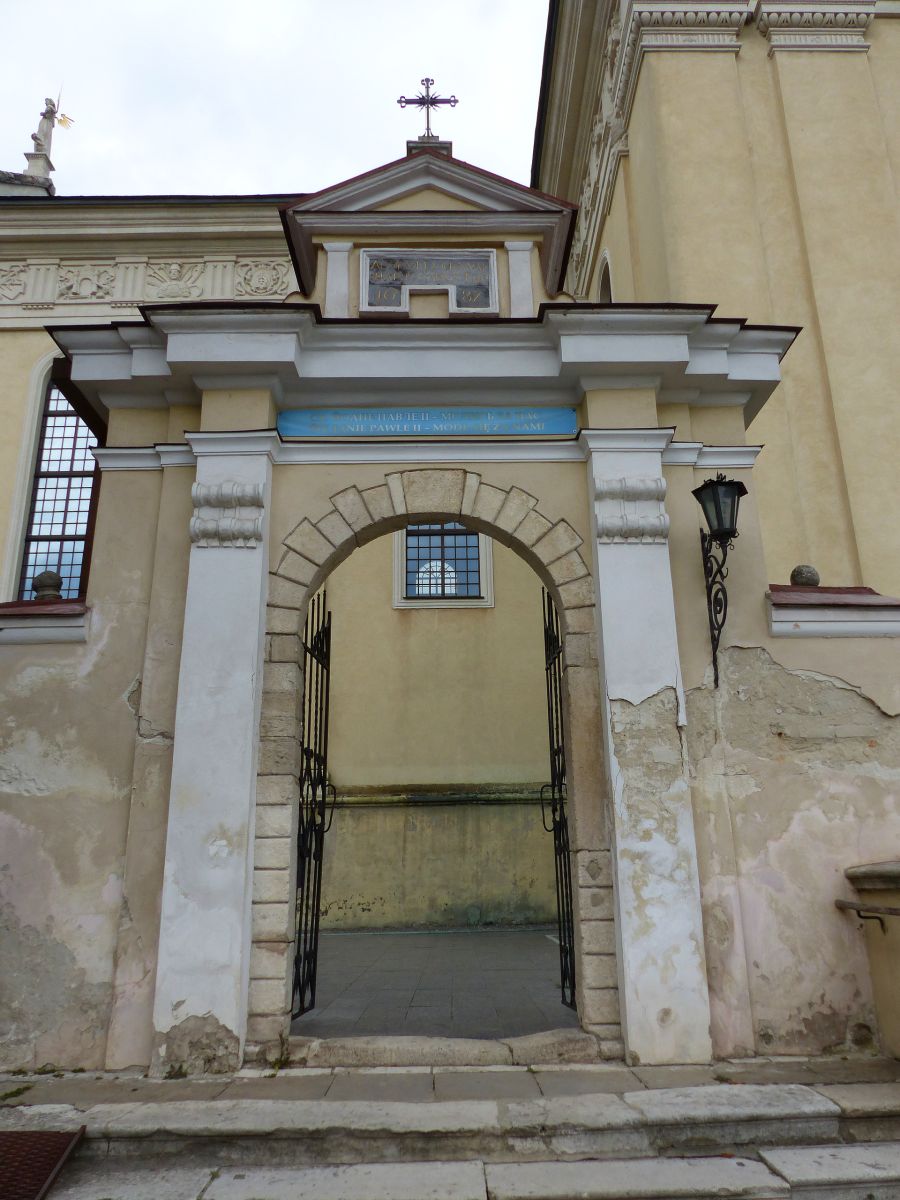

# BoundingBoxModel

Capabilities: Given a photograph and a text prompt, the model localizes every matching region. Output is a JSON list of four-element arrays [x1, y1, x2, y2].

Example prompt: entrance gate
[[541, 589, 577, 1008], [290, 582, 577, 1017], [291, 591, 333, 1017]]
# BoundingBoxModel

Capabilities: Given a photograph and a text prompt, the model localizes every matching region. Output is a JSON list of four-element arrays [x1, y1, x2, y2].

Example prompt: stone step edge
[[1, 1083, 875, 1162], [275, 1029, 624, 1068]]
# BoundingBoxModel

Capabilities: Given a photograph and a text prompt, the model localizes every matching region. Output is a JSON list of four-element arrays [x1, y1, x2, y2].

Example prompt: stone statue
[[31, 97, 58, 156]]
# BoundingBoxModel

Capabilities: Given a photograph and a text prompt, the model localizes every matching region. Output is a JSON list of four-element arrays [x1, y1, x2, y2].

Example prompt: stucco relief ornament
[[58, 265, 116, 299], [148, 262, 204, 299], [235, 260, 290, 297], [0, 265, 27, 301]]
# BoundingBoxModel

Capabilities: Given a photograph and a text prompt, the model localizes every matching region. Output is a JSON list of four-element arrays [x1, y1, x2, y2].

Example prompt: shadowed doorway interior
[[290, 524, 578, 1039]]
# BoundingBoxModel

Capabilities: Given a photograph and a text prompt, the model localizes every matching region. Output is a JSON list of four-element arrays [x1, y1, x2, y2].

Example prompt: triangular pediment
[[290, 149, 575, 216], [280, 149, 576, 300]]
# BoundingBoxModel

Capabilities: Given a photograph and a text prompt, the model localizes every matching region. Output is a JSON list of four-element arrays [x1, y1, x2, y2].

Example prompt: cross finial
[[397, 77, 458, 141]]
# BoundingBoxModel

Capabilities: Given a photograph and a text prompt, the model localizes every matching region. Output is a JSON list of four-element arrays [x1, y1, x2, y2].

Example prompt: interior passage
[[291, 927, 580, 1039]]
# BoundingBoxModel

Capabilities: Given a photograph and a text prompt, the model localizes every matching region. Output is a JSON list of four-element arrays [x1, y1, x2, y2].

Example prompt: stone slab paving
[[762, 1143, 900, 1199], [291, 928, 580, 1039], [485, 1157, 790, 1198]]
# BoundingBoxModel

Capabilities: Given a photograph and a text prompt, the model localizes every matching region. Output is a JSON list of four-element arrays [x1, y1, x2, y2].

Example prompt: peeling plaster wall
[[0, 471, 160, 1070], [688, 646, 900, 1059]]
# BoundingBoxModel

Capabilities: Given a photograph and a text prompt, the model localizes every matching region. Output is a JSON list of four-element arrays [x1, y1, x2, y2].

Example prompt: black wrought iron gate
[[292, 591, 333, 1018], [541, 589, 577, 1009]]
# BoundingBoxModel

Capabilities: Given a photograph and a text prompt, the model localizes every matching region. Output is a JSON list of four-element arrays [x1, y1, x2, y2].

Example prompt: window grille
[[18, 386, 98, 600], [405, 522, 481, 599]]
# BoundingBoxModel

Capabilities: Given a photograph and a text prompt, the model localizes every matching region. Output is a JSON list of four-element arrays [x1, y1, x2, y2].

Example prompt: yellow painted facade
[[1, 11, 900, 1073]]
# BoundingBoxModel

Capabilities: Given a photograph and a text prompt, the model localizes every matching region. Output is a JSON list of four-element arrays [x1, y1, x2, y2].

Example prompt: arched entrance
[[249, 468, 619, 1059]]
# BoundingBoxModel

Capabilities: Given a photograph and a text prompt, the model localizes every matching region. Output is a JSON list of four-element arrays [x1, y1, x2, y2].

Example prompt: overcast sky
[[0, 0, 549, 197]]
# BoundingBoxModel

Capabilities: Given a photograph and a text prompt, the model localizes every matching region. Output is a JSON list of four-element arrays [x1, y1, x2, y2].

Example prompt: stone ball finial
[[32, 570, 63, 600], [790, 564, 820, 587]]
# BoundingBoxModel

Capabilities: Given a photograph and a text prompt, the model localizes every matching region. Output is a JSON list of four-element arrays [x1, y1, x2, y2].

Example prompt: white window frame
[[360, 248, 498, 316], [392, 528, 494, 610]]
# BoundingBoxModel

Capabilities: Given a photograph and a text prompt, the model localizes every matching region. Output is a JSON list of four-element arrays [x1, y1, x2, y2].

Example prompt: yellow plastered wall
[[326, 533, 549, 787], [588, 24, 900, 593]]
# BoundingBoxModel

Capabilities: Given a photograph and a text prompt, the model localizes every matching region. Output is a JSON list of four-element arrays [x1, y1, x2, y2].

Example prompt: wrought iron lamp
[[692, 473, 748, 688]]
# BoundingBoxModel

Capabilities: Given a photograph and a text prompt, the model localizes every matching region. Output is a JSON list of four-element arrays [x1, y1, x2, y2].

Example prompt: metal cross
[[397, 77, 458, 139]]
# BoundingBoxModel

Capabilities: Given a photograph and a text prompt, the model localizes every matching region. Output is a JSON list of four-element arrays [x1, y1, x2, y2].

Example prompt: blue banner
[[277, 406, 578, 439]]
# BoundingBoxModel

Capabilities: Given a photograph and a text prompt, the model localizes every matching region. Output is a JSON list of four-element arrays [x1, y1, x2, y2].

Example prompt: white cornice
[[89, 434, 765, 471], [768, 602, 900, 636], [92, 447, 164, 471], [580, 428, 675, 454], [755, 0, 875, 47], [55, 305, 795, 429], [186, 430, 282, 458], [661, 443, 762, 467]]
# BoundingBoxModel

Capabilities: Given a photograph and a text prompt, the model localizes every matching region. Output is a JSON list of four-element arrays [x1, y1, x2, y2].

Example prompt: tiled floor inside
[[291, 926, 580, 1039]]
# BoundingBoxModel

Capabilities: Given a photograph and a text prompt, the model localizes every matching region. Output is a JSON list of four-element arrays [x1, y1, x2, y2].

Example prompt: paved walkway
[[291, 927, 579, 1039]]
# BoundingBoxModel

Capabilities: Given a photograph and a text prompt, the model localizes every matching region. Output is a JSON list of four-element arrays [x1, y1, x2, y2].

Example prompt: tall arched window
[[18, 384, 100, 600]]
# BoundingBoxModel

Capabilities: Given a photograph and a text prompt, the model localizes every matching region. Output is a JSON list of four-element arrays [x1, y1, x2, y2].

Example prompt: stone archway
[[246, 468, 620, 1062]]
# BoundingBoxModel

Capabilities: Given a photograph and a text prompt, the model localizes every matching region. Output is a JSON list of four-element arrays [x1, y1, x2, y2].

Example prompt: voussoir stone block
[[558, 576, 594, 610], [385, 472, 407, 514], [562, 605, 596, 635], [401, 468, 465, 515], [284, 519, 334, 566], [495, 485, 538, 533], [261, 688, 300, 721], [316, 509, 355, 549], [248, 975, 291, 1017], [532, 520, 583, 565], [472, 482, 507, 525], [515, 509, 553, 548], [266, 606, 300, 635], [256, 776, 299, 806], [253, 868, 292, 905], [361, 484, 395, 523], [253, 837, 291, 871], [549, 549, 590, 587], [331, 486, 373, 533], [564, 633, 595, 668], [251, 901, 292, 942], [460, 471, 481, 515], [276, 549, 317, 587], [267, 573, 309, 609]]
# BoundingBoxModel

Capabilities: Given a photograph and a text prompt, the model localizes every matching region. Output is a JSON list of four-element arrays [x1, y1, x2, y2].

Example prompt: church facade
[[1, 1, 899, 1076]]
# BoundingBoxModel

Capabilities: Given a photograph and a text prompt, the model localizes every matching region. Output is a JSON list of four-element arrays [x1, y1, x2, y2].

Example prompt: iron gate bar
[[541, 588, 577, 1009], [292, 589, 333, 1018]]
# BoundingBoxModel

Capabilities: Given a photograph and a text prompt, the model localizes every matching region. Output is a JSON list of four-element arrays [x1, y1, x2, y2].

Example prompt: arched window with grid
[[18, 385, 99, 600]]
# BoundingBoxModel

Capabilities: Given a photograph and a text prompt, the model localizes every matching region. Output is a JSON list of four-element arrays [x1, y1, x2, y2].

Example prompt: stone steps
[[47, 1144, 900, 1199], [2, 1083, 891, 1167]]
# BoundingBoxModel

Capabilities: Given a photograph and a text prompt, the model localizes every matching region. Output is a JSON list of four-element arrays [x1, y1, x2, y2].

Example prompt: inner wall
[[321, 531, 555, 931]]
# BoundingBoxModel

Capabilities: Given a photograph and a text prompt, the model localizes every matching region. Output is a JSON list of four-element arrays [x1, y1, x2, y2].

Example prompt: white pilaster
[[151, 430, 279, 1073], [580, 428, 713, 1065], [323, 241, 353, 318], [505, 241, 535, 317]]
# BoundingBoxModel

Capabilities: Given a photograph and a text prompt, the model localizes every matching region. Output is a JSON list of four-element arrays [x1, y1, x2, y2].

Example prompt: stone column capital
[[755, 0, 875, 49]]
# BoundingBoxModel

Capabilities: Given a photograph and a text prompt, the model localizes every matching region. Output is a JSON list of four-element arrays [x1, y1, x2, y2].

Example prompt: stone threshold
[[286, 1028, 613, 1067]]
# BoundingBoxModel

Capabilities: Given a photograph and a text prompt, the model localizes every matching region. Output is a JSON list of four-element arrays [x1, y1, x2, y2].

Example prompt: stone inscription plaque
[[365, 251, 493, 310], [277, 406, 578, 439]]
